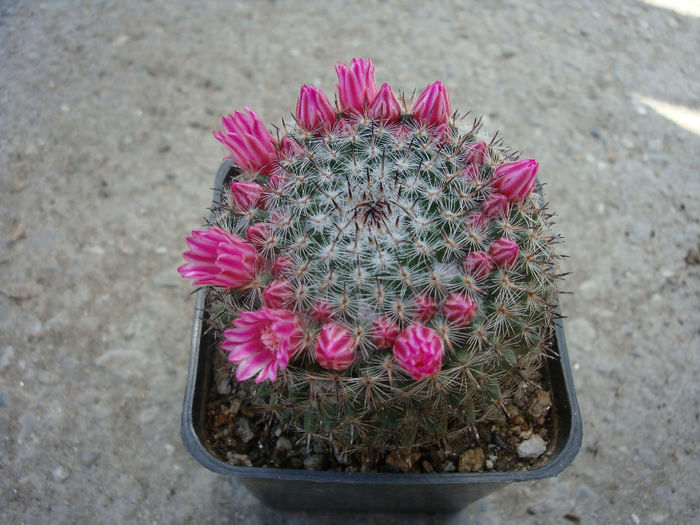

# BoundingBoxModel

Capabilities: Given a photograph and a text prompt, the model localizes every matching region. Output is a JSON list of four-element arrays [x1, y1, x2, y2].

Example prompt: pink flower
[[481, 193, 510, 219], [271, 254, 295, 278], [335, 57, 378, 114], [393, 324, 443, 380], [279, 136, 302, 160], [178, 227, 262, 288], [463, 251, 494, 280], [413, 294, 438, 322], [245, 222, 273, 247], [492, 159, 538, 202], [332, 118, 354, 136], [222, 308, 303, 383], [465, 212, 489, 232], [465, 141, 489, 165], [315, 322, 355, 371], [412, 81, 451, 127], [311, 300, 334, 323], [371, 317, 400, 349], [296, 85, 336, 132], [213, 108, 277, 175], [230, 181, 265, 212], [368, 83, 402, 124], [442, 293, 478, 327], [460, 163, 480, 182], [262, 279, 295, 309], [432, 122, 452, 143], [489, 238, 520, 269]]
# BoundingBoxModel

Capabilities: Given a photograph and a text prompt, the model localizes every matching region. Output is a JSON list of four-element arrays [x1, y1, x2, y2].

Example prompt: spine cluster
[[179, 58, 562, 450]]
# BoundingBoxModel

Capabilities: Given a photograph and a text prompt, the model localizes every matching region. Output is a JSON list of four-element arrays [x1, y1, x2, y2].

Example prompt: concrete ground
[[1, 1, 698, 523]]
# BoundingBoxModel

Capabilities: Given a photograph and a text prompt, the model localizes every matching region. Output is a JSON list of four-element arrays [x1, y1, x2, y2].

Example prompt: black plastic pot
[[181, 162, 582, 513]]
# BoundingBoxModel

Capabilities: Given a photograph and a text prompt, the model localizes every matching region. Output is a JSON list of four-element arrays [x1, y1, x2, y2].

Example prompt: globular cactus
[[179, 58, 562, 452]]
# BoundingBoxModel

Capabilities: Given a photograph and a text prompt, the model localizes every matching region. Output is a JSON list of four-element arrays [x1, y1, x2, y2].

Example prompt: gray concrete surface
[[1, 0, 698, 523]]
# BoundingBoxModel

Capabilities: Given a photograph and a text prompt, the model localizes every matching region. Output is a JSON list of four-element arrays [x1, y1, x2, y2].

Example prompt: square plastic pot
[[180, 162, 583, 513]]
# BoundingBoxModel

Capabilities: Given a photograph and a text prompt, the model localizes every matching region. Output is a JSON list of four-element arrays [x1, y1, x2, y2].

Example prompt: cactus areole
[[179, 58, 563, 452]]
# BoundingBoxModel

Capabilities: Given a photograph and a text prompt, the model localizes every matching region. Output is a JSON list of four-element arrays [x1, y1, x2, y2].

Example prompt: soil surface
[[1, 1, 699, 524]]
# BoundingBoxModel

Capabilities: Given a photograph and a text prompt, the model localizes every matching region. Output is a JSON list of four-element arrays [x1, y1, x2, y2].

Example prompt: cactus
[[179, 58, 563, 452]]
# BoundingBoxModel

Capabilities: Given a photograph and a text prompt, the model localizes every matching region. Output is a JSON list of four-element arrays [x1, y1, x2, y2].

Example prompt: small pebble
[[458, 448, 485, 472], [52, 465, 70, 482], [275, 437, 292, 452], [517, 435, 547, 458], [227, 453, 252, 467], [234, 417, 254, 443], [304, 454, 326, 470]]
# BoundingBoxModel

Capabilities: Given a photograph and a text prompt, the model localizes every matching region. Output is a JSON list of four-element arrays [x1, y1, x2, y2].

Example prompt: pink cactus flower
[[463, 251, 494, 280], [412, 81, 451, 127], [332, 118, 355, 136], [413, 294, 438, 322], [368, 83, 402, 124], [481, 193, 510, 219], [489, 237, 520, 269], [393, 324, 444, 380], [230, 180, 265, 212], [279, 136, 302, 161], [271, 254, 295, 278], [371, 316, 400, 349], [178, 227, 262, 289], [311, 300, 334, 323], [492, 159, 538, 202], [213, 108, 278, 175], [315, 322, 355, 371], [460, 163, 480, 182], [443, 293, 478, 327], [262, 279, 295, 309], [465, 141, 489, 165], [432, 122, 452, 143], [245, 221, 273, 247], [335, 57, 378, 114], [465, 212, 489, 232], [296, 85, 337, 132], [268, 171, 289, 192], [222, 308, 303, 383]]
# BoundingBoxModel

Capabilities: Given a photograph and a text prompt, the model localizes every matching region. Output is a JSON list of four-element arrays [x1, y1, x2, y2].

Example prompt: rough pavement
[[1, 1, 698, 523]]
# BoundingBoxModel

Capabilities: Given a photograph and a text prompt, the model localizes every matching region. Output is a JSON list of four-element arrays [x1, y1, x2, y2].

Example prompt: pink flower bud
[[465, 212, 489, 232], [393, 324, 443, 380], [178, 227, 262, 289], [412, 81, 451, 127], [371, 317, 400, 349], [213, 108, 277, 175], [368, 83, 402, 124], [442, 293, 478, 327], [464, 251, 494, 280], [335, 58, 378, 114], [481, 193, 510, 219], [245, 222, 273, 247], [492, 159, 538, 202], [262, 279, 295, 309], [311, 300, 334, 323], [489, 238, 520, 269], [332, 118, 354, 136], [465, 141, 489, 165], [413, 294, 438, 322], [222, 308, 303, 383], [315, 322, 355, 371], [278, 136, 302, 160], [271, 255, 295, 279], [296, 85, 337, 132], [432, 122, 452, 143], [230, 181, 265, 212], [460, 163, 479, 182]]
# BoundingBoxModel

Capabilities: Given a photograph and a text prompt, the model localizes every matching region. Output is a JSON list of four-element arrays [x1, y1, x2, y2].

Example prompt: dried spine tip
[[181, 57, 561, 452]]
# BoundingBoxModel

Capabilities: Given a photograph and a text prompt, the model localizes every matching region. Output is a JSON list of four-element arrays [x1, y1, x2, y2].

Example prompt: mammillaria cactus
[[179, 58, 562, 453]]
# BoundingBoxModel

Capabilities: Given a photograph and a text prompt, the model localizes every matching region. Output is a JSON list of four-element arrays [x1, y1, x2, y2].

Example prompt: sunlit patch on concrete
[[639, 0, 700, 17], [635, 95, 700, 136]]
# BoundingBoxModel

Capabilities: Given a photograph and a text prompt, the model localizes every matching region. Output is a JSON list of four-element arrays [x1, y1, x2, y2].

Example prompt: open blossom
[[296, 85, 336, 131], [489, 237, 520, 269], [371, 317, 400, 349], [412, 81, 451, 127], [393, 324, 444, 380], [368, 83, 402, 124], [178, 227, 261, 288], [213, 108, 277, 175], [315, 322, 355, 371], [335, 57, 378, 114], [443, 293, 478, 327], [492, 159, 538, 202], [222, 308, 303, 383], [464, 251, 494, 280], [230, 181, 265, 212], [413, 294, 438, 322], [481, 193, 510, 219], [262, 279, 295, 309]]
